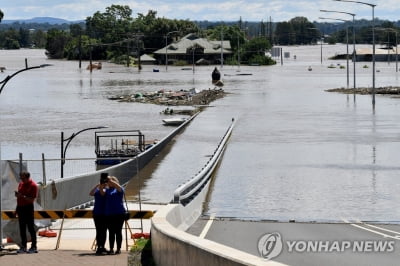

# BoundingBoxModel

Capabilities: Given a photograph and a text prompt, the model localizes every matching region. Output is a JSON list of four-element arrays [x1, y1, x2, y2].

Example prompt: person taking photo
[[15, 171, 38, 253]]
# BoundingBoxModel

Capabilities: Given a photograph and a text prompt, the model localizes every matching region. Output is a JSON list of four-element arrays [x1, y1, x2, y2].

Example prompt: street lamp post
[[334, 0, 376, 109], [321, 9, 356, 100], [237, 35, 241, 70], [61, 126, 107, 178], [376, 27, 398, 72], [0, 60, 51, 250], [165, 31, 179, 71], [395, 31, 398, 72], [396, 31, 399, 72], [385, 30, 398, 72], [191, 46, 195, 73], [0, 62, 52, 95], [319, 17, 350, 89], [308, 27, 323, 64], [321, 33, 323, 64]]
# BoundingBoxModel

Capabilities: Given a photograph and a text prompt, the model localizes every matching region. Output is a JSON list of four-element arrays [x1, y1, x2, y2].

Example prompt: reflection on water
[[2, 46, 400, 223]]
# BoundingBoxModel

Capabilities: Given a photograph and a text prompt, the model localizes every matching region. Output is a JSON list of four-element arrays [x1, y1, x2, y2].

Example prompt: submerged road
[[187, 218, 400, 266]]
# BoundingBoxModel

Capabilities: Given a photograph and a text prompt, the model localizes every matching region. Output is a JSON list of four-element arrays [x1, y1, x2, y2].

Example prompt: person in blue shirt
[[89, 173, 108, 255], [104, 176, 126, 254]]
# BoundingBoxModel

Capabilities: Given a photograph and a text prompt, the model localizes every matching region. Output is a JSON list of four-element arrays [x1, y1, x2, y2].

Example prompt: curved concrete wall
[[151, 202, 285, 266]]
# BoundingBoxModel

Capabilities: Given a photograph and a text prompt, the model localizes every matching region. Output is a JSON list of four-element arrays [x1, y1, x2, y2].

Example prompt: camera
[[100, 173, 108, 184]]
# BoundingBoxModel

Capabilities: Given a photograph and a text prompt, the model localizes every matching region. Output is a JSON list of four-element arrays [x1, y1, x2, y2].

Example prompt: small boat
[[162, 117, 187, 126], [87, 62, 102, 70]]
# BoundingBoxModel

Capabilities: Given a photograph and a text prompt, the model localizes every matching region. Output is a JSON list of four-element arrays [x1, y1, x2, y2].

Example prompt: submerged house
[[153, 33, 232, 65], [355, 47, 399, 62], [138, 54, 156, 65]]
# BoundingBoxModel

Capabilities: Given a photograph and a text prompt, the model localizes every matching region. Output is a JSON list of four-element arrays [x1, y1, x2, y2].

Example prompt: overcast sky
[[1, 0, 398, 22]]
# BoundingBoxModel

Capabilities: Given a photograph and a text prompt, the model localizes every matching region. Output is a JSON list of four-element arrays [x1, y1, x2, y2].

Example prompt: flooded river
[[1, 45, 400, 223]]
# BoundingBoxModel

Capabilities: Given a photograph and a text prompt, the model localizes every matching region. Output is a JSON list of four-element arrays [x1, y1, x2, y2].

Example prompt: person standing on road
[[89, 173, 108, 255], [15, 171, 38, 253], [105, 176, 125, 255]]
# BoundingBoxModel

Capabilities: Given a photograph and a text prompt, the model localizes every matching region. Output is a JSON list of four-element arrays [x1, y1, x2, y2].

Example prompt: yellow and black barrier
[[1, 209, 154, 220]]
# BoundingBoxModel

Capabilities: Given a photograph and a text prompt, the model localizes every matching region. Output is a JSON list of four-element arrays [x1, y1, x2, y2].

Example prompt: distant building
[[355, 47, 399, 62], [153, 33, 232, 65], [138, 54, 156, 65]]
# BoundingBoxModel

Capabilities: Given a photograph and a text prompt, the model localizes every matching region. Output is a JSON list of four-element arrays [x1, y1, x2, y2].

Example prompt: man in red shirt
[[15, 171, 38, 253]]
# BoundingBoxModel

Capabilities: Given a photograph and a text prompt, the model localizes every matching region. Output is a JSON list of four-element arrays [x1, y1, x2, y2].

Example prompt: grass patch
[[129, 238, 156, 266]]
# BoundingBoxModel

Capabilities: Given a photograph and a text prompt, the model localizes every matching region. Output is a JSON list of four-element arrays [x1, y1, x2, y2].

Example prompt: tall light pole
[[321, 9, 356, 100], [393, 30, 398, 72], [319, 17, 350, 89], [308, 27, 323, 64], [165, 31, 179, 71], [334, 0, 376, 109], [220, 28, 224, 69], [61, 126, 107, 178], [376, 27, 398, 72], [321, 32, 323, 64]]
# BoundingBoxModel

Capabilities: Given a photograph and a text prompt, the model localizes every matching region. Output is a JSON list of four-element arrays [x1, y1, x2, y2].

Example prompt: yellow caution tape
[[1, 210, 154, 220]]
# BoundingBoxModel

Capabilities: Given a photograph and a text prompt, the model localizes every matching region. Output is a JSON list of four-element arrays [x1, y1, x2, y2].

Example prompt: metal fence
[[9, 153, 125, 185]]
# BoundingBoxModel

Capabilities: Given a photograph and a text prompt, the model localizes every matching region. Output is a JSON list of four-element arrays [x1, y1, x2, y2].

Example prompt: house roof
[[154, 33, 232, 55], [356, 47, 398, 55], [140, 54, 156, 61]]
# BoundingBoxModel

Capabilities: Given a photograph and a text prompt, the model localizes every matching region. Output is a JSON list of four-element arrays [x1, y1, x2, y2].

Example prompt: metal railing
[[6, 155, 148, 186]]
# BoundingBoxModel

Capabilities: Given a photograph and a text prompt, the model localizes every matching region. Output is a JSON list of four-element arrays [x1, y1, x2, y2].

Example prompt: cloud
[[1, 0, 398, 22]]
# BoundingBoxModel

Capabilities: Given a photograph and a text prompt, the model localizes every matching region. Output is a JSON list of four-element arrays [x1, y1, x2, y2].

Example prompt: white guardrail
[[173, 118, 235, 205]]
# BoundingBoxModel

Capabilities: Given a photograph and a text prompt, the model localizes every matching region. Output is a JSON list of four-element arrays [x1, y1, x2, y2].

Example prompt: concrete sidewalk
[[0, 220, 134, 266], [0, 203, 158, 266], [0, 249, 128, 266]]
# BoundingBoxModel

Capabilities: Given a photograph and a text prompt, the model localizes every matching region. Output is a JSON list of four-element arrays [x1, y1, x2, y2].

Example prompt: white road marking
[[341, 218, 400, 240], [360, 223, 400, 236], [199, 214, 215, 239]]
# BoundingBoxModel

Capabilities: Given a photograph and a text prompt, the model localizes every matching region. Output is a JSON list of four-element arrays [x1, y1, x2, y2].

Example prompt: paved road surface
[[188, 218, 400, 266]]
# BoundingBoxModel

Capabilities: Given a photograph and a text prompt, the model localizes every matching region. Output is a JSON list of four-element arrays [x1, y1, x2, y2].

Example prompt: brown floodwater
[[2, 45, 400, 222]]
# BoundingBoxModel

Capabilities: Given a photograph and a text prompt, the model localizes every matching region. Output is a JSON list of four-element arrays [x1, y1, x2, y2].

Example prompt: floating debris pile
[[326, 86, 400, 95], [109, 88, 226, 106]]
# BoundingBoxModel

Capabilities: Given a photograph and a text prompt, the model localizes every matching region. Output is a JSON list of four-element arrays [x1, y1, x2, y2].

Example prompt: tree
[[31, 29, 47, 48], [19, 28, 30, 47], [0, 9, 3, 23], [85, 5, 133, 59], [45, 29, 70, 58], [134, 10, 198, 54], [0, 29, 20, 49], [206, 25, 246, 52], [289, 17, 316, 44], [275, 17, 319, 45], [275, 22, 295, 45], [241, 37, 274, 65]]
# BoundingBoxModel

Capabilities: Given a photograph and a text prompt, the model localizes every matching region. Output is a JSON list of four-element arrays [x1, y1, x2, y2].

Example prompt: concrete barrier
[[151, 204, 285, 266], [38, 112, 199, 210]]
